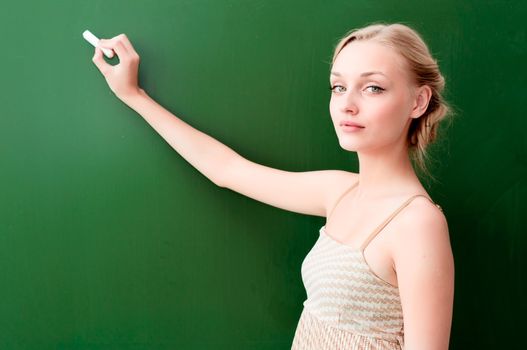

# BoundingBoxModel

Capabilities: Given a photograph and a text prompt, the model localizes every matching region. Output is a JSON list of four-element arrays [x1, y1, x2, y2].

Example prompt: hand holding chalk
[[83, 30, 114, 58], [89, 32, 142, 101]]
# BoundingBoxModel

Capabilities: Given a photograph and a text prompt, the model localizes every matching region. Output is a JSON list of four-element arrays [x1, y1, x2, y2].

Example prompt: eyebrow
[[331, 71, 388, 78]]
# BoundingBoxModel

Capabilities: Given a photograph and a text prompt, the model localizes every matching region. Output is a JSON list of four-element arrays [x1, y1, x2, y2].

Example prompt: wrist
[[120, 88, 148, 108]]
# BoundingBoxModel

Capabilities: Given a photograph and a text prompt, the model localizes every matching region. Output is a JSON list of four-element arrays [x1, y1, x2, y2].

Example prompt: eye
[[365, 85, 385, 94], [329, 84, 346, 93]]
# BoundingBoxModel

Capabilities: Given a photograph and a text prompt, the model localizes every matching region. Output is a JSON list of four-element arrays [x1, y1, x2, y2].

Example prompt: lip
[[341, 125, 364, 132], [340, 120, 364, 128], [340, 120, 365, 132]]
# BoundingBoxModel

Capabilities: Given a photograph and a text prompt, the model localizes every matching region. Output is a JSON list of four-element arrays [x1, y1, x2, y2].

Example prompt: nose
[[342, 91, 359, 115]]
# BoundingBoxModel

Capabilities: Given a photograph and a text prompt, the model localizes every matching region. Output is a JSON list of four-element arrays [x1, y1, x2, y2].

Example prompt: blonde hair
[[331, 22, 456, 183]]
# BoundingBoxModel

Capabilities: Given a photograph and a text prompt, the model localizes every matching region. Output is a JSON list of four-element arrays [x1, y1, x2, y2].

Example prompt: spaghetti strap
[[326, 180, 359, 221], [359, 194, 440, 251]]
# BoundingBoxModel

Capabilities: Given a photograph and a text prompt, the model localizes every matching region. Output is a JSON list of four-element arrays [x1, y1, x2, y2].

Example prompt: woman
[[92, 22, 454, 350]]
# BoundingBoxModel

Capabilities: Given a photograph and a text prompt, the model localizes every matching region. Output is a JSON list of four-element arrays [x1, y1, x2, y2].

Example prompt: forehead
[[331, 40, 407, 80]]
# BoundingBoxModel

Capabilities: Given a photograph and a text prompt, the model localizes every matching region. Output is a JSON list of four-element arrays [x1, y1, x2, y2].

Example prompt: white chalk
[[82, 30, 114, 58]]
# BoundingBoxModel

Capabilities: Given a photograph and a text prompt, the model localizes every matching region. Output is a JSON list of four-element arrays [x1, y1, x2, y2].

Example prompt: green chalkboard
[[1, 1, 525, 349]]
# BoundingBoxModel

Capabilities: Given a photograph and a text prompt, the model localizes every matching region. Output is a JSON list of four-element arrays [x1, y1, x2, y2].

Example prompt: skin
[[92, 35, 454, 350], [327, 40, 454, 349], [330, 40, 431, 200]]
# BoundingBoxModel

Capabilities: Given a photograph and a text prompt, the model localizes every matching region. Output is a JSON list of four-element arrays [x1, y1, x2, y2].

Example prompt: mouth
[[340, 120, 365, 132], [341, 124, 364, 132], [340, 121, 364, 128]]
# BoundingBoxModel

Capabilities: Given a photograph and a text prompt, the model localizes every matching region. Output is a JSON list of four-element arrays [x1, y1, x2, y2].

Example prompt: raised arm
[[121, 88, 236, 187], [91, 34, 358, 217]]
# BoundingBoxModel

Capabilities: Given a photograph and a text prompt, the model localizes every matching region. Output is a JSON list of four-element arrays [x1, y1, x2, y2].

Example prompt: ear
[[410, 85, 432, 119]]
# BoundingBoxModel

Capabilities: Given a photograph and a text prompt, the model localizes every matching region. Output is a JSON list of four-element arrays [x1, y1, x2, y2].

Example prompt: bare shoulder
[[391, 195, 453, 280], [328, 170, 359, 188], [394, 196, 450, 249], [404, 196, 448, 231], [320, 170, 358, 195], [324, 170, 359, 213]]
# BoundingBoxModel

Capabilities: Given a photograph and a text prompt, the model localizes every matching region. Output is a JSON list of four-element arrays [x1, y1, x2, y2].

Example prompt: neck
[[355, 140, 421, 200]]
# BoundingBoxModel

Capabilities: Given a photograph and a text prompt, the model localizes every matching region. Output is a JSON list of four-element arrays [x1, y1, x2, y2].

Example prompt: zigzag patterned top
[[291, 181, 443, 349]]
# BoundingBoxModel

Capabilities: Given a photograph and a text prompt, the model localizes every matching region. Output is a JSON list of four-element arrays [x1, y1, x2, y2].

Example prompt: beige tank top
[[291, 180, 443, 349]]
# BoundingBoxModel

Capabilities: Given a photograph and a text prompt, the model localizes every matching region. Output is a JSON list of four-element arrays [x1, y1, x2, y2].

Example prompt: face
[[329, 40, 423, 153]]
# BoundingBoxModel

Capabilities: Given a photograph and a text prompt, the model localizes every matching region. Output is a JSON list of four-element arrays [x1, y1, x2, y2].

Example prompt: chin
[[338, 139, 360, 152]]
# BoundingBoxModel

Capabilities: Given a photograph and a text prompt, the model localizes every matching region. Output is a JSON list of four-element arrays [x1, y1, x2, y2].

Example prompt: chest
[[323, 196, 409, 287]]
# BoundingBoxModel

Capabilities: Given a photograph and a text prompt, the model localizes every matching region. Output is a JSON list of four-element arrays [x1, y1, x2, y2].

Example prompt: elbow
[[212, 176, 226, 188], [212, 153, 238, 189], [211, 166, 228, 188]]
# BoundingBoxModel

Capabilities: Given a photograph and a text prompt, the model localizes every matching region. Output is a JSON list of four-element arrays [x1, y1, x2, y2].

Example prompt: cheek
[[329, 97, 336, 113], [329, 100, 339, 122], [369, 97, 408, 126]]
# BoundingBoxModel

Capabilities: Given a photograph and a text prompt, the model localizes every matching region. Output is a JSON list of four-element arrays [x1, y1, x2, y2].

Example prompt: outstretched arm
[[121, 88, 237, 187], [92, 34, 234, 187], [91, 34, 358, 217]]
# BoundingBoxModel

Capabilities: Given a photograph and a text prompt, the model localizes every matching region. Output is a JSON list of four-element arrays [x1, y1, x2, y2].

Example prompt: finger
[[99, 37, 130, 57], [92, 47, 111, 75], [115, 33, 138, 56], [101, 34, 139, 59], [114, 41, 129, 60]]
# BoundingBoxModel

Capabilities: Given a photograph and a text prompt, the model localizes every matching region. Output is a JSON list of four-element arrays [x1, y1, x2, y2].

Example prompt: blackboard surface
[[1, 1, 525, 349]]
